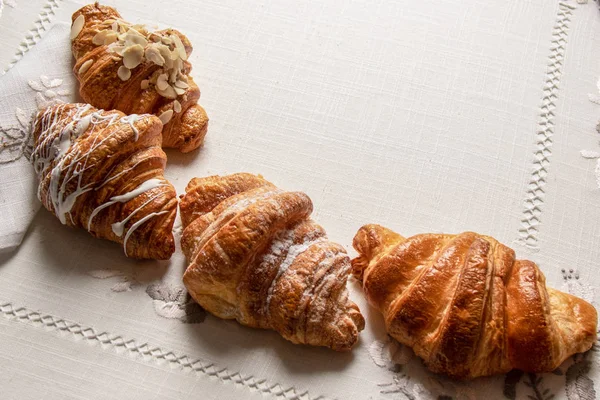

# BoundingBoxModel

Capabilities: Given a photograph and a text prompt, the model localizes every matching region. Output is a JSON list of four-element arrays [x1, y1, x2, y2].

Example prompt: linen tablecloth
[[1, 1, 600, 399]]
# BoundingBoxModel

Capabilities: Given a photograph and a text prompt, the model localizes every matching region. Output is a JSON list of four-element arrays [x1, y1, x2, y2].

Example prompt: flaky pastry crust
[[71, 3, 208, 152], [352, 224, 598, 379], [180, 173, 365, 350], [32, 103, 177, 259]]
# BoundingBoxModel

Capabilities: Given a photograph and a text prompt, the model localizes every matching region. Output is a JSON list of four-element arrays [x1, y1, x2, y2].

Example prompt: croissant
[[70, 3, 208, 153], [352, 224, 597, 379], [31, 103, 178, 260], [180, 173, 365, 350]]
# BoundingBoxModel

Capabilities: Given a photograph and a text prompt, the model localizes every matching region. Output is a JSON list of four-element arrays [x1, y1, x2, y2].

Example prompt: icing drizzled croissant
[[352, 224, 598, 379], [70, 3, 208, 152], [180, 173, 365, 351], [31, 103, 177, 259]]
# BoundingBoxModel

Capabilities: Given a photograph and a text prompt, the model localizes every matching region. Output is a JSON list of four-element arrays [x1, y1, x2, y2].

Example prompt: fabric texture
[[1, 0, 600, 399], [0, 22, 76, 252]]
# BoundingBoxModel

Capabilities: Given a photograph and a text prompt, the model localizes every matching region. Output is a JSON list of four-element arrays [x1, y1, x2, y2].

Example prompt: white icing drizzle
[[111, 191, 166, 236], [122, 210, 168, 256], [264, 234, 327, 314], [32, 104, 144, 224], [87, 178, 167, 230], [96, 158, 146, 189]]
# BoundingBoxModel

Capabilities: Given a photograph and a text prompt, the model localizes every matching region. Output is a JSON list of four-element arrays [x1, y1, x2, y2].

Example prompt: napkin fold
[[0, 23, 77, 252]]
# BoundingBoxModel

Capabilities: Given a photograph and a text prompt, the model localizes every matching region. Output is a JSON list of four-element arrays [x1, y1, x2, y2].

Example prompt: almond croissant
[[352, 224, 597, 379], [70, 3, 208, 153], [31, 103, 177, 260], [180, 173, 365, 350]]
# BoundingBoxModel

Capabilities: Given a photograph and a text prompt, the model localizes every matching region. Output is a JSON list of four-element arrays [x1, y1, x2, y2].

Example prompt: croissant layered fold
[[352, 224, 598, 379], [180, 173, 365, 350], [71, 3, 208, 152], [32, 103, 177, 259]]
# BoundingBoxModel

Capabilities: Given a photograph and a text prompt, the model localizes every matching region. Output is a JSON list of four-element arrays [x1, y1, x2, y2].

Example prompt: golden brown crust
[[31, 103, 177, 260], [71, 3, 208, 153], [352, 224, 598, 378], [180, 173, 365, 351]]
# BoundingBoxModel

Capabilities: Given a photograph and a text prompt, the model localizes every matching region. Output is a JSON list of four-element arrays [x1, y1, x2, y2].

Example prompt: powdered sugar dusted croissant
[[352, 225, 597, 379], [32, 103, 177, 259], [70, 3, 208, 152], [180, 173, 365, 350]]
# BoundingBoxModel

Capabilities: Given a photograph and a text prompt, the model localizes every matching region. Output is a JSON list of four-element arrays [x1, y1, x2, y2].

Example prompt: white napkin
[[0, 23, 77, 252]]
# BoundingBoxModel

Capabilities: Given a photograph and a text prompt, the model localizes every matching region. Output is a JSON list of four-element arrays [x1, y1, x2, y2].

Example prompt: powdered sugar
[[264, 234, 327, 314]]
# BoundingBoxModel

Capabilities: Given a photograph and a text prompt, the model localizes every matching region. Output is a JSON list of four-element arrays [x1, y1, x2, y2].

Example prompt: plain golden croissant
[[352, 224, 597, 379], [70, 3, 208, 153], [180, 173, 365, 350], [31, 103, 178, 260]]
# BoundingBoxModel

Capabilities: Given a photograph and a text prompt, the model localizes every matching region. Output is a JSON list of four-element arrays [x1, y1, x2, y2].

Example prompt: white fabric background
[[1, 0, 599, 399]]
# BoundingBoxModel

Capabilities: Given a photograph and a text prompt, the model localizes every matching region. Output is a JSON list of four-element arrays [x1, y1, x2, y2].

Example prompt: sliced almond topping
[[104, 32, 119, 45], [156, 73, 169, 90], [169, 48, 180, 61], [171, 34, 188, 60], [92, 30, 110, 46], [158, 109, 174, 124], [157, 84, 177, 99], [70, 15, 85, 40], [108, 44, 126, 56], [117, 66, 131, 81], [123, 44, 144, 69], [91, 18, 194, 101], [174, 80, 189, 89], [174, 86, 186, 96], [78, 59, 94, 75], [173, 100, 182, 113], [145, 45, 165, 66], [124, 29, 149, 47]]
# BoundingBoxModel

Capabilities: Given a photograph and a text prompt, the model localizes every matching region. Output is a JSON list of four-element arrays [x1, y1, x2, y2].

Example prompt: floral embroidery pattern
[[87, 267, 205, 323], [146, 283, 206, 324], [561, 268, 595, 305], [28, 75, 70, 108], [0, 110, 31, 164], [87, 268, 141, 292], [503, 371, 560, 400], [0, 75, 70, 165], [565, 353, 597, 400], [87, 262, 166, 293], [368, 336, 478, 400], [369, 330, 597, 400]]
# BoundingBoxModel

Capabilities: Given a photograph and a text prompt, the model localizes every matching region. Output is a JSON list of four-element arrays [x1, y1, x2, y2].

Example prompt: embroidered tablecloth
[[1, 1, 600, 399]]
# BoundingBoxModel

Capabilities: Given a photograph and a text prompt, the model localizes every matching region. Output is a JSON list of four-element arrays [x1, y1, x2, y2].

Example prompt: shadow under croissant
[[32, 209, 170, 279], [163, 146, 205, 167], [181, 316, 357, 373], [361, 297, 597, 398]]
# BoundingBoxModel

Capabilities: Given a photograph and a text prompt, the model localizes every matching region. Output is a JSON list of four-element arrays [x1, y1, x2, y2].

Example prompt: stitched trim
[[0, 301, 330, 400], [2, 0, 63, 75], [516, 1, 576, 249]]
